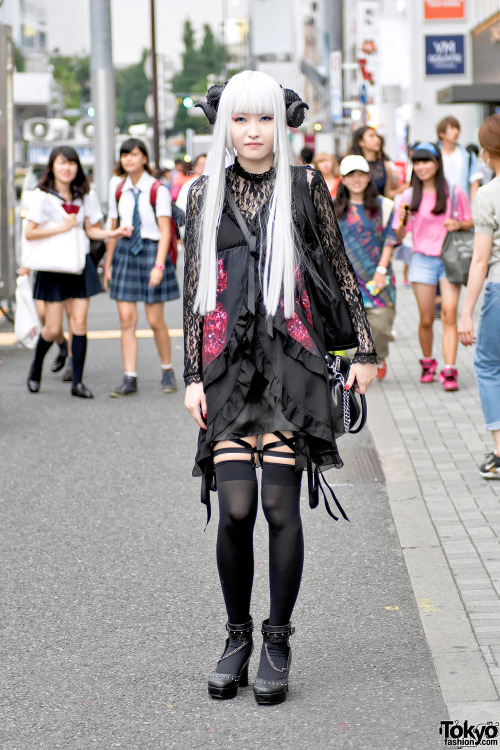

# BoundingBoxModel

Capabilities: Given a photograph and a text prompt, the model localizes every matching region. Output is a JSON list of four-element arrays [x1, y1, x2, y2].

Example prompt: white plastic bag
[[15, 274, 41, 349]]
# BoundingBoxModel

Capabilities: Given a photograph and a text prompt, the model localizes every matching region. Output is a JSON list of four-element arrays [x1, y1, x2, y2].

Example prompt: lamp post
[[150, 0, 160, 169]]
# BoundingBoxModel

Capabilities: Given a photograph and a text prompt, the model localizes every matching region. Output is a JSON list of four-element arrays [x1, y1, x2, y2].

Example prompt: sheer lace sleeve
[[309, 169, 377, 364], [183, 177, 206, 385]]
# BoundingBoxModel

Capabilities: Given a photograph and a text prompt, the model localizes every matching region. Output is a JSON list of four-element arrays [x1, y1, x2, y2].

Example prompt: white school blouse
[[27, 189, 103, 254], [107, 171, 172, 241]]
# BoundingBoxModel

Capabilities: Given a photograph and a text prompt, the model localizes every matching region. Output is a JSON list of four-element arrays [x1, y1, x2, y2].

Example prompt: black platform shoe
[[207, 619, 254, 700], [253, 619, 295, 706]]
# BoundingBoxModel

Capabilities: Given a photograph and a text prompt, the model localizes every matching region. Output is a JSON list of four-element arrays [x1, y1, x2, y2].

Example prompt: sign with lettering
[[425, 35, 465, 75], [424, 0, 465, 20]]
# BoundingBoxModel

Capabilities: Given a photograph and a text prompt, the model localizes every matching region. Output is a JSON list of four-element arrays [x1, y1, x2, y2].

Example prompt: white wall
[[406, 0, 489, 146]]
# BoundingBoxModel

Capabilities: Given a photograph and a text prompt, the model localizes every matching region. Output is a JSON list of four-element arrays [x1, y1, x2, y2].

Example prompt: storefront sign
[[424, 0, 465, 20], [425, 35, 465, 75]]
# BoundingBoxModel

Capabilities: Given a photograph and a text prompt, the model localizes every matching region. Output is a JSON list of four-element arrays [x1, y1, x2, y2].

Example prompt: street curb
[[367, 384, 499, 718]]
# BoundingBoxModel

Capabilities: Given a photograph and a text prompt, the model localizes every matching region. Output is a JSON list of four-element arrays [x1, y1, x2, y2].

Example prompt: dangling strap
[[307, 464, 349, 522]]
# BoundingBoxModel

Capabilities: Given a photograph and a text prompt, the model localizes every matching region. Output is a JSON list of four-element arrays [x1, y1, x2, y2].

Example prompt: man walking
[[436, 115, 483, 201]]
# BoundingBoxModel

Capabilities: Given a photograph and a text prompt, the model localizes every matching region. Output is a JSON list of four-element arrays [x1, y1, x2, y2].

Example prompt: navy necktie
[[128, 189, 143, 256]]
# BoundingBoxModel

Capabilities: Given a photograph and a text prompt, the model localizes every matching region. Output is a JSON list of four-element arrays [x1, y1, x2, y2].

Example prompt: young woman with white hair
[[183, 70, 377, 705]]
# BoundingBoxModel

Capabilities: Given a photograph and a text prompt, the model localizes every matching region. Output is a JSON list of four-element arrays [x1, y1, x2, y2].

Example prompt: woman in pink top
[[394, 142, 472, 391]]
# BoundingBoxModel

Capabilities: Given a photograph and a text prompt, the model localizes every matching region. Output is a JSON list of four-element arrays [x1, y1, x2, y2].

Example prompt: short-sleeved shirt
[[108, 170, 171, 240], [440, 143, 483, 198], [393, 185, 471, 257], [27, 188, 103, 254], [472, 176, 500, 284]]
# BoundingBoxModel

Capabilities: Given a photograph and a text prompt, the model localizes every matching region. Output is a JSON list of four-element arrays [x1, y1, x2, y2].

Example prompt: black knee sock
[[214, 460, 258, 675], [72, 334, 87, 386], [31, 335, 53, 376], [257, 463, 303, 680], [58, 338, 68, 355]]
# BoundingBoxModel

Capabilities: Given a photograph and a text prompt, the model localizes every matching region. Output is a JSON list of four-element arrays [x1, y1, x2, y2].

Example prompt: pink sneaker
[[420, 358, 438, 383], [438, 367, 458, 391]]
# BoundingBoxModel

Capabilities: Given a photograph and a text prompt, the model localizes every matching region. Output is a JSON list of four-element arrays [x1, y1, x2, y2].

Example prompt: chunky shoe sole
[[253, 685, 288, 705], [208, 664, 249, 700]]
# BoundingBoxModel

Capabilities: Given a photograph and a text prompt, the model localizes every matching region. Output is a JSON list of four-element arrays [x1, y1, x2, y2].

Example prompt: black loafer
[[51, 346, 68, 373], [71, 382, 94, 399], [27, 365, 41, 393]]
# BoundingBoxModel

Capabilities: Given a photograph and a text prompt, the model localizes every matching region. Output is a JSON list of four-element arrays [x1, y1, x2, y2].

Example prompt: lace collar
[[232, 158, 275, 183]]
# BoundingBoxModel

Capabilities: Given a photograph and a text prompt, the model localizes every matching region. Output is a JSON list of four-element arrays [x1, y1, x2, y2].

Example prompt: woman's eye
[[261, 116, 274, 122], [232, 117, 245, 123]]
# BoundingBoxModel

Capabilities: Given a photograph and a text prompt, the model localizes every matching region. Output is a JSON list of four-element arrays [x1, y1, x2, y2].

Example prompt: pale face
[[341, 169, 371, 194], [444, 124, 460, 143], [359, 128, 380, 153], [316, 156, 336, 177], [412, 159, 439, 182], [230, 113, 274, 170], [52, 154, 78, 185], [121, 146, 148, 175], [193, 155, 206, 176]]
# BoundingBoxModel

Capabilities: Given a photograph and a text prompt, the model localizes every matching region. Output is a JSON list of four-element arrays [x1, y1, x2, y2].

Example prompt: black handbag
[[89, 239, 106, 267], [441, 186, 474, 285], [294, 303, 367, 439]]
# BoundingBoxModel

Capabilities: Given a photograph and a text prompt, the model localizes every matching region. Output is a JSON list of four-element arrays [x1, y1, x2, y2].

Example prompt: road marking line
[[0, 329, 184, 346]]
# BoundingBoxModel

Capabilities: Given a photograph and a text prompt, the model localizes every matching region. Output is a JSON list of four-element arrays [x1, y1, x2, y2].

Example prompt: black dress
[[183, 160, 377, 520]]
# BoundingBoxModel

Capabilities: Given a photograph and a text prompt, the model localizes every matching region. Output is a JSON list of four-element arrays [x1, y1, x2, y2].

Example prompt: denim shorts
[[409, 252, 447, 285]]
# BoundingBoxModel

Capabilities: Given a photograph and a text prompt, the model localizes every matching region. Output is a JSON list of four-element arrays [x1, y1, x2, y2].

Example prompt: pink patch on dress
[[202, 258, 228, 370]]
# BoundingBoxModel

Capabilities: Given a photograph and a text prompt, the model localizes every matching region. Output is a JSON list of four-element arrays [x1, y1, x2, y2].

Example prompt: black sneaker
[[479, 452, 500, 479], [110, 375, 138, 398], [161, 369, 177, 393]]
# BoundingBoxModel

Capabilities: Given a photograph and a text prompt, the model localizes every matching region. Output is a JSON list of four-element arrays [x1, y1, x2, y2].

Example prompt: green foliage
[[50, 54, 90, 111], [115, 49, 150, 132], [13, 42, 25, 72], [171, 20, 226, 133]]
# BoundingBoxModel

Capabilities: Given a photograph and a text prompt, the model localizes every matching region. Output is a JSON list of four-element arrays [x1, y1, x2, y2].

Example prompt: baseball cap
[[339, 155, 370, 176]]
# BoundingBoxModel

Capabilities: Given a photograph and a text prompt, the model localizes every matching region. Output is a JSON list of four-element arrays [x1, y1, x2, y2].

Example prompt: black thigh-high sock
[[31, 335, 54, 376], [257, 463, 303, 680], [214, 460, 258, 674], [71, 334, 87, 386]]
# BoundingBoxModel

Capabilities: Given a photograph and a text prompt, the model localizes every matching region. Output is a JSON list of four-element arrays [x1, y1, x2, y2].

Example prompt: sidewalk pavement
[[368, 268, 500, 725]]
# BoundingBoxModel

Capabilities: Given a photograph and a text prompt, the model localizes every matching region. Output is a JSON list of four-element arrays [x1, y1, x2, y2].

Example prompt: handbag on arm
[[440, 186, 474, 286]]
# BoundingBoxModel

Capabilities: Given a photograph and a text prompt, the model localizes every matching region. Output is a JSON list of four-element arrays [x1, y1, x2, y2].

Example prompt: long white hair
[[194, 70, 297, 318]]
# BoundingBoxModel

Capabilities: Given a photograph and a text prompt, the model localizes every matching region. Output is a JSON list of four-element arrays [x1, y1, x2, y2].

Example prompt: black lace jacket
[[183, 164, 377, 385]]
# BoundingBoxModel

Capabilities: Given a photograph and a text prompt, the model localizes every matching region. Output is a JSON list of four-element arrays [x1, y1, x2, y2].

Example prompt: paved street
[[1, 258, 499, 749]]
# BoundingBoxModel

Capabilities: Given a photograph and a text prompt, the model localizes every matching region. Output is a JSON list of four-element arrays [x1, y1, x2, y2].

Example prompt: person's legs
[[69, 297, 90, 391], [412, 282, 437, 358], [365, 306, 396, 365], [28, 301, 64, 390], [253, 431, 302, 687], [208, 437, 258, 697], [439, 277, 461, 366], [474, 284, 500, 475], [145, 302, 171, 365], [117, 301, 139, 373]]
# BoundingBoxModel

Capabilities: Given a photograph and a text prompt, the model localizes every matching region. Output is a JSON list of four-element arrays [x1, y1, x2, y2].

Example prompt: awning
[[437, 84, 500, 104]]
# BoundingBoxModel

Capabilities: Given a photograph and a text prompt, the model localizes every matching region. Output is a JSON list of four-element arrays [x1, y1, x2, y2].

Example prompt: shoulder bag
[[22, 196, 87, 274], [441, 186, 474, 285]]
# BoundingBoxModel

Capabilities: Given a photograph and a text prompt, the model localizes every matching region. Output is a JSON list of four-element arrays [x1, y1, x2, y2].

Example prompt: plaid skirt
[[110, 238, 180, 303]]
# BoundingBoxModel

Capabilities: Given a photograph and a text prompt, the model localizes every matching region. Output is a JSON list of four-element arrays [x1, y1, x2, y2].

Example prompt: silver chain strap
[[218, 640, 248, 663], [264, 642, 288, 673], [328, 356, 351, 434]]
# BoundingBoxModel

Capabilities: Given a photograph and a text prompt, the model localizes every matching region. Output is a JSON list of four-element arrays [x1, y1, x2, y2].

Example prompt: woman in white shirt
[[25, 146, 128, 398], [104, 138, 180, 397]]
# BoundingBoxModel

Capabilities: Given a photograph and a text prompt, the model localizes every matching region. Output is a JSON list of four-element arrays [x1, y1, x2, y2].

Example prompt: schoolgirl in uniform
[[104, 138, 180, 397], [26, 146, 128, 398], [183, 71, 377, 705]]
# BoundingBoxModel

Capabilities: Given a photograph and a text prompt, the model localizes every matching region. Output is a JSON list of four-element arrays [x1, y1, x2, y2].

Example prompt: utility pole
[[89, 0, 116, 211], [150, 0, 160, 169]]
